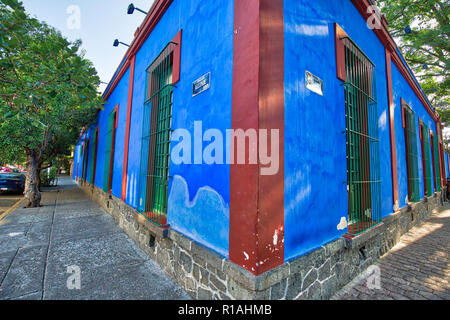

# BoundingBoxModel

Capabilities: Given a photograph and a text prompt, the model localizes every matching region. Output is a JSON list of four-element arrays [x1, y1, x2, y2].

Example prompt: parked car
[[0, 173, 25, 194]]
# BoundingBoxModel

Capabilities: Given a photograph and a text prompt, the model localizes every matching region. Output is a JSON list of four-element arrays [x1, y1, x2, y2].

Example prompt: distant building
[[73, 0, 449, 299]]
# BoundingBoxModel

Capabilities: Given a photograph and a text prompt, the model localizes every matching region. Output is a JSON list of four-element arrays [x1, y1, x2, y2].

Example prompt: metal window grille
[[89, 128, 99, 184], [103, 109, 117, 193], [342, 36, 381, 236], [422, 123, 433, 197], [403, 104, 420, 202], [432, 132, 441, 192], [82, 139, 89, 182], [137, 42, 177, 227]]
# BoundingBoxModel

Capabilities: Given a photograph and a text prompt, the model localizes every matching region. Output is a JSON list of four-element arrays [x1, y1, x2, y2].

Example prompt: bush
[[40, 167, 58, 187]]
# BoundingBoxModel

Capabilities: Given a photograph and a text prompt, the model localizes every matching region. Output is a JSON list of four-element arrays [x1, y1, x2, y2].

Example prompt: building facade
[[73, 0, 449, 299]]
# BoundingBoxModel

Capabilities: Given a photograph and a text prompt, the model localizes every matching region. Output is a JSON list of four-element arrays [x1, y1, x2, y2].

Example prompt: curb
[[0, 197, 25, 221]]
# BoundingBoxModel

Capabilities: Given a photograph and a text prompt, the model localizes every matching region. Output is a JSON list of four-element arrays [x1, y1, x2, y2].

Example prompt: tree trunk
[[24, 151, 42, 208], [36, 159, 43, 191]]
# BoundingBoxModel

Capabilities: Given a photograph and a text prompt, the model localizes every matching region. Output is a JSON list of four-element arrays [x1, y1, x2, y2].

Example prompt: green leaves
[[379, 0, 449, 109], [0, 0, 103, 165]]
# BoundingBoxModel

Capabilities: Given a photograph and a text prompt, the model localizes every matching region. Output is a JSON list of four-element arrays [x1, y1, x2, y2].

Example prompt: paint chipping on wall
[[337, 217, 348, 230], [243, 251, 249, 261]]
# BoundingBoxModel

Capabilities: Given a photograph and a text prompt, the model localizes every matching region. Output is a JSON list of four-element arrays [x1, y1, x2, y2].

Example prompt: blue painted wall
[[391, 61, 437, 203], [72, 143, 80, 180], [132, 0, 233, 257], [445, 152, 449, 178], [93, 67, 130, 196], [73, 0, 440, 264], [74, 0, 234, 258], [283, 0, 430, 261]]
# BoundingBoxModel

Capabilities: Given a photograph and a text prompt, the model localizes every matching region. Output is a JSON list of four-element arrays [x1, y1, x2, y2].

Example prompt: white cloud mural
[[167, 175, 229, 257]]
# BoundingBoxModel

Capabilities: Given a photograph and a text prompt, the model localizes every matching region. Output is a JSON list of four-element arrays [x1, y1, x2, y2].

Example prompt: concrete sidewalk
[[0, 176, 190, 300], [332, 202, 450, 300]]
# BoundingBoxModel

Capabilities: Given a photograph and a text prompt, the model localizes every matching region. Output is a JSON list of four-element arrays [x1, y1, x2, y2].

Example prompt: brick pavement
[[332, 203, 450, 300]]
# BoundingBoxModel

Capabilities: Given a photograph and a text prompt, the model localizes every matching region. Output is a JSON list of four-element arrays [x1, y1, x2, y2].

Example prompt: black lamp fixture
[[127, 3, 148, 15], [113, 39, 130, 48], [404, 25, 412, 34], [391, 25, 412, 37]]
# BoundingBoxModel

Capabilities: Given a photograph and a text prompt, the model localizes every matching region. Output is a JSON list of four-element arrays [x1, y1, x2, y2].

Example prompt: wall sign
[[305, 71, 323, 96], [192, 72, 211, 97]]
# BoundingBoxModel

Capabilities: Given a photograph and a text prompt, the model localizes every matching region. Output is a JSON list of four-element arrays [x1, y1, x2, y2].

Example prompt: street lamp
[[404, 25, 412, 34], [127, 3, 148, 15], [391, 25, 412, 36], [113, 39, 130, 48]]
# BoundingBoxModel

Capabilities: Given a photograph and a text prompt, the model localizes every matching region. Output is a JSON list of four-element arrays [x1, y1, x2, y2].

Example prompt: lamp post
[[127, 3, 148, 15], [391, 25, 412, 36], [113, 39, 130, 48]]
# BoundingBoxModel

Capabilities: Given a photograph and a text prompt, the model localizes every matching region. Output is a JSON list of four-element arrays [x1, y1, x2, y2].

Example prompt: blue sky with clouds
[[21, 0, 155, 92]]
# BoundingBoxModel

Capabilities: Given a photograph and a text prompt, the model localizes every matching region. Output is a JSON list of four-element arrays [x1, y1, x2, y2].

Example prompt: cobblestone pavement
[[332, 203, 450, 300], [0, 176, 190, 300]]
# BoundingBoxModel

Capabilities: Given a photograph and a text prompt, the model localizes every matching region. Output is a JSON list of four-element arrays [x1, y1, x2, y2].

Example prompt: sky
[[21, 0, 155, 93]]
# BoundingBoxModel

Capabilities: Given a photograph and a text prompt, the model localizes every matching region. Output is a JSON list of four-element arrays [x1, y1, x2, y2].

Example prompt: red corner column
[[121, 55, 136, 202], [385, 50, 400, 211], [230, 0, 285, 276]]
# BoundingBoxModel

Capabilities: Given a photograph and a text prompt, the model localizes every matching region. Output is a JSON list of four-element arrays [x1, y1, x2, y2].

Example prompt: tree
[[377, 0, 449, 112], [0, 0, 103, 207]]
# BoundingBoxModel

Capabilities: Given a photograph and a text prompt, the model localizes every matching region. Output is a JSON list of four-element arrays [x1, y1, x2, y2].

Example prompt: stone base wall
[[78, 180, 444, 300]]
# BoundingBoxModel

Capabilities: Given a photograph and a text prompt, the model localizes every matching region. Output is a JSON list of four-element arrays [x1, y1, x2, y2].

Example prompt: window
[[420, 120, 433, 197], [338, 32, 381, 235], [401, 100, 419, 202], [103, 107, 118, 193], [430, 131, 441, 192], [82, 138, 90, 182], [89, 127, 99, 185], [137, 41, 178, 227]]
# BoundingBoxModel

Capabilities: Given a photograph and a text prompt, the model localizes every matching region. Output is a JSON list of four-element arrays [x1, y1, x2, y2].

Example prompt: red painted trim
[[385, 50, 399, 210], [418, 118, 428, 196], [103, 0, 174, 100], [430, 131, 437, 191], [230, 0, 284, 276], [400, 98, 407, 129], [121, 55, 136, 202], [230, 0, 260, 275], [172, 30, 182, 84], [436, 123, 445, 187], [335, 23, 348, 82], [258, 0, 285, 274]]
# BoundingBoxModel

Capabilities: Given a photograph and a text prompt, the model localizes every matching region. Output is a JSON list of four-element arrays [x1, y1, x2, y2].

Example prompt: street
[[333, 203, 450, 300], [0, 193, 23, 217]]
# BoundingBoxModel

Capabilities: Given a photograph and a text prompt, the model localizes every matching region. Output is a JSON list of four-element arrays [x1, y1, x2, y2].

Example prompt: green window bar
[[103, 109, 117, 193], [403, 104, 420, 202], [89, 128, 98, 184], [342, 36, 381, 236], [432, 132, 441, 192], [422, 123, 433, 197], [137, 41, 177, 227], [81, 139, 89, 182]]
